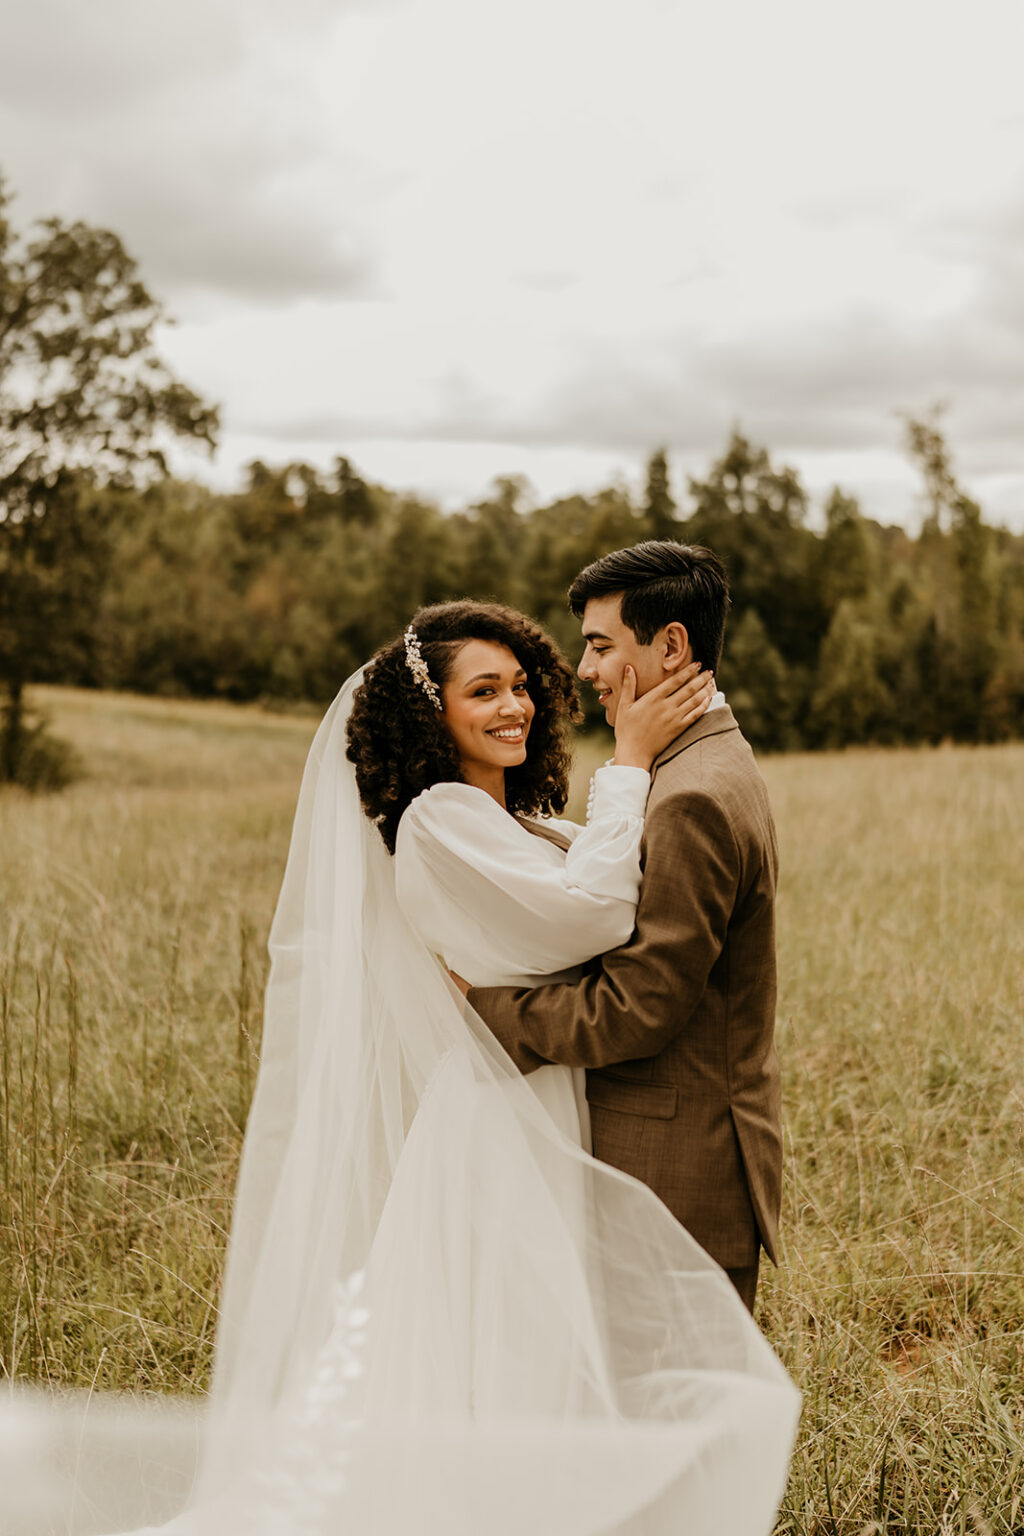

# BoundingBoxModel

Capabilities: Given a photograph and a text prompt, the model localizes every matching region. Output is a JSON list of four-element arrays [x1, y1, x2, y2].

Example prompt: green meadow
[[1, 687, 1022, 1532]]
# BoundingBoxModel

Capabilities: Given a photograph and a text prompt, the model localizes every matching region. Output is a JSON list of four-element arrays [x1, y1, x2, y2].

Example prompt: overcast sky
[[3, 0, 1024, 529]]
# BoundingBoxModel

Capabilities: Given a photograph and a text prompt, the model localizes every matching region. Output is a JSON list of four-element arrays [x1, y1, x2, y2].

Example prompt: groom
[[468, 540, 782, 1312]]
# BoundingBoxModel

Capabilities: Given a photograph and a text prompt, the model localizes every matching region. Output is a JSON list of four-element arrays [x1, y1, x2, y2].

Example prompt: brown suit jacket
[[469, 704, 783, 1270]]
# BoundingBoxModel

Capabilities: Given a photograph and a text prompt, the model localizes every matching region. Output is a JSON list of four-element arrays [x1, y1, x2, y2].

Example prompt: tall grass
[[1, 688, 1022, 1530], [763, 745, 1024, 1534], [0, 688, 314, 1392]]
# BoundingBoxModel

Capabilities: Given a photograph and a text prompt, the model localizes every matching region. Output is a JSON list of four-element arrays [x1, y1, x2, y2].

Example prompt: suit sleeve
[[468, 789, 740, 1070]]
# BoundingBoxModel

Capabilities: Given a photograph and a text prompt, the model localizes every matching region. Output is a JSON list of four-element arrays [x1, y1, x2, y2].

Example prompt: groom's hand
[[448, 968, 472, 998]]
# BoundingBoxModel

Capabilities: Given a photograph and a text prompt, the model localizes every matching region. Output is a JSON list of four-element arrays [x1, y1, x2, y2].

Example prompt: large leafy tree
[[0, 174, 218, 782]]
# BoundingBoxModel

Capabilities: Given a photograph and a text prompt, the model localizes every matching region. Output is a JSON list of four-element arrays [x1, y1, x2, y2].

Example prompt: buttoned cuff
[[585, 764, 650, 823]]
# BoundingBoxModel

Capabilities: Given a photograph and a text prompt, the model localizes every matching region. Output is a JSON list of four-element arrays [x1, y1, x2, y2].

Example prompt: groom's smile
[[577, 594, 666, 728]]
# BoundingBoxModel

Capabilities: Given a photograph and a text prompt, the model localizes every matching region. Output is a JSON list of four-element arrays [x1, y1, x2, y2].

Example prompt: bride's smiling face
[[442, 640, 535, 782]]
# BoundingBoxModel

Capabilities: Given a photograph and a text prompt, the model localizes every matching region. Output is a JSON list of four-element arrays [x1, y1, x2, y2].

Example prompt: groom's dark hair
[[568, 541, 730, 671]]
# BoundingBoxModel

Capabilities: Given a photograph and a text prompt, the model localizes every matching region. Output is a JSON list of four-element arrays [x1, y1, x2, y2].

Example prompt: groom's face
[[577, 594, 670, 727]]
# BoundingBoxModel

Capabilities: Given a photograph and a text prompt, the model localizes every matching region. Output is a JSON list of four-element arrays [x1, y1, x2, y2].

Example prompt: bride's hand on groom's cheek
[[613, 663, 716, 770]]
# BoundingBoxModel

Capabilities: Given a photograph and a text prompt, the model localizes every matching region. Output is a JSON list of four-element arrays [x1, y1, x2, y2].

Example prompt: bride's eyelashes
[[473, 683, 530, 698]]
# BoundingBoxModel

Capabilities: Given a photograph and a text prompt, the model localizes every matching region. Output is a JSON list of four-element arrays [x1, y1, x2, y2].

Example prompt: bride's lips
[[487, 724, 526, 742], [596, 689, 612, 706]]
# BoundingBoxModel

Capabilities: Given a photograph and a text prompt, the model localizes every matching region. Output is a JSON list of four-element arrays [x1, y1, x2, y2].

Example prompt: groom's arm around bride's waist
[[467, 778, 768, 1072], [470, 723, 784, 1271]]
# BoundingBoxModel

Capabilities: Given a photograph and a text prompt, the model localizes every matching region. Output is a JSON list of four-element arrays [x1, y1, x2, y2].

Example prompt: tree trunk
[[0, 676, 25, 783]]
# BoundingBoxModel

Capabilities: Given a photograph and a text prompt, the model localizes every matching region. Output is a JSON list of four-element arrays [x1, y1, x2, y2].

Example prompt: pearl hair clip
[[404, 626, 443, 711]]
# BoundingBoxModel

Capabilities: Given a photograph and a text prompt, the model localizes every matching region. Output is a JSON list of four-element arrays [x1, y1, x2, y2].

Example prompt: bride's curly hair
[[346, 601, 582, 853]]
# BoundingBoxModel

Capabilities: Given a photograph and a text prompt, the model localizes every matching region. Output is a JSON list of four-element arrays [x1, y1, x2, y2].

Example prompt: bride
[[8, 600, 799, 1536]]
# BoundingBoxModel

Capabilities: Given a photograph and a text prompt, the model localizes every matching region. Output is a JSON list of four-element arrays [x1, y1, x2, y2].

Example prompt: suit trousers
[[725, 1253, 760, 1315]]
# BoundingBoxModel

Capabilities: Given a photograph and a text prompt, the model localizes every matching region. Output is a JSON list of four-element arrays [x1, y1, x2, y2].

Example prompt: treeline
[[3, 171, 1022, 781], [36, 424, 1024, 753]]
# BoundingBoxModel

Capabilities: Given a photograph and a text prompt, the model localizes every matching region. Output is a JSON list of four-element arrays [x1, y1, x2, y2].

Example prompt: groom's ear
[[661, 621, 691, 672]]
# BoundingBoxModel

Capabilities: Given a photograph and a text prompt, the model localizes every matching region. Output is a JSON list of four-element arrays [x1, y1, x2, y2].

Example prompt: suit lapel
[[651, 703, 739, 777]]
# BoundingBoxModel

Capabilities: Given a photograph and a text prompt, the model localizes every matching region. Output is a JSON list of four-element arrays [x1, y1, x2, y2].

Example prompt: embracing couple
[[43, 540, 795, 1536], [447, 540, 782, 1316], [205, 535, 795, 1532]]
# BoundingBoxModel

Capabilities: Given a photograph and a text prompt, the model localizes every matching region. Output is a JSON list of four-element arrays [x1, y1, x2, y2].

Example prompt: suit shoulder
[[653, 725, 763, 795], [650, 730, 774, 850]]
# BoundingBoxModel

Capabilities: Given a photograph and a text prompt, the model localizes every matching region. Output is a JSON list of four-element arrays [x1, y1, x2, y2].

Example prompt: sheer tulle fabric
[[2, 674, 799, 1536]]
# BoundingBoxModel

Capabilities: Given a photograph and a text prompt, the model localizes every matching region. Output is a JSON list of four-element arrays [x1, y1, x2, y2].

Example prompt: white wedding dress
[[395, 765, 653, 1148], [2, 675, 799, 1536]]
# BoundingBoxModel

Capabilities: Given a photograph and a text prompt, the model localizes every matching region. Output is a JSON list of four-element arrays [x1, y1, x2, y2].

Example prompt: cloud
[[511, 271, 579, 294], [973, 187, 1024, 336], [0, 0, 380, 307], [219, 293, 1024, 478], [0, 1, 244, 116], [7, 0, 1022, 529], [82, 151, 375, 307]]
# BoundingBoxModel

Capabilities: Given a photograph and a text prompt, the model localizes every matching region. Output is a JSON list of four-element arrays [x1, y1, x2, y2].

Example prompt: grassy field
[[2, 686, 1022, 1532]]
